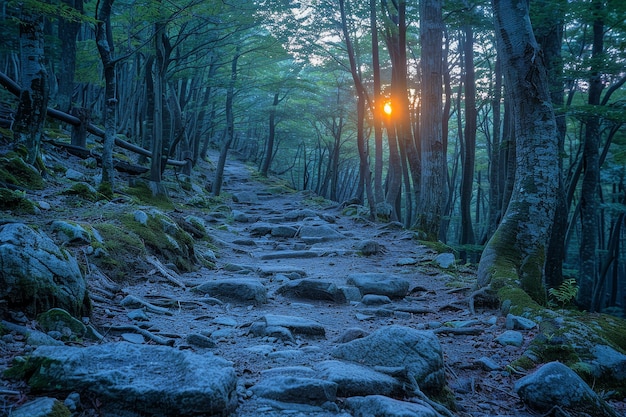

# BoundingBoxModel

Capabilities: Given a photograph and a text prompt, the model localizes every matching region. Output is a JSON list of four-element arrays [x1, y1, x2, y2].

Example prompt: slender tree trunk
[[13, 7, 49, 166], [57, 0, 82, 113], [415, 0, 445, 239], [578, 0, 604, 310], [459, 24, 477, 261], [477, 0, 559, 306], [261, 92, 279, 177], [94, 0, 116, 195], [370, 0, 384, 205], [213, 49, 239, 197], [150, 23, 167, 196]]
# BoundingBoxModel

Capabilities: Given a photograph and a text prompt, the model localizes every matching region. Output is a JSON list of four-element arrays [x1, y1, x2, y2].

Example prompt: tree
[[415, 0, 445, 238], [476, 0, 559, 305], [13, 5, 48, 165]]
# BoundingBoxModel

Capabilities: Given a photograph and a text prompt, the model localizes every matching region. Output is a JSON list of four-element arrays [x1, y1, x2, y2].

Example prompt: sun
[[383, 101, 392, 115]]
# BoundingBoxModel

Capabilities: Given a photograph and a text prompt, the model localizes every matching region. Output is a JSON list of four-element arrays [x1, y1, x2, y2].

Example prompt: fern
[[548, 278, 579, 307]]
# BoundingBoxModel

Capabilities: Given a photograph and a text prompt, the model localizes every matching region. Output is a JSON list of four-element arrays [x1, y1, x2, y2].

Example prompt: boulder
[[11, 397, 71, 417], [9, 342, 238, 417], [298, 225, 344, 243], [347, 273, 410, 299], [315, 360, 403, 397], [515, 361, 618, 417], [251, 376, 337, 405], [345, 395, 442, 417], [0, 223, 90, 317], [331, 325, 445, 392], [192, 278, 267, 304], [276, 279, 347, 304]]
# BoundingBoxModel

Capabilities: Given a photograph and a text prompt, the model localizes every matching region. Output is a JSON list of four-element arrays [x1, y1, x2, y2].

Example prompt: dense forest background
[[0, 0, 625, 316]]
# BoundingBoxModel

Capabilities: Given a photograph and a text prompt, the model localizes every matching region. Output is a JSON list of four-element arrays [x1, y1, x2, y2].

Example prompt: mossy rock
[[92, 222, 147, 281], [61, 182, 101, 202], [0, 187, 37, 214], [120, 209, 198, 273], [124, 181, 174, 210], [0, 156, 44, 190], [37, 308, 87, 340]]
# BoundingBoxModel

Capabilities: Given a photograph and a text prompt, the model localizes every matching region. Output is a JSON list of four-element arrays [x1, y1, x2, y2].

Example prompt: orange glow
[[383, 101, 392, 115]]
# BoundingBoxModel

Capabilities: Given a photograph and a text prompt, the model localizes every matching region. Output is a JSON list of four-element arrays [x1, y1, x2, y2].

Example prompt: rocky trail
[[1, 150, 625, 417]]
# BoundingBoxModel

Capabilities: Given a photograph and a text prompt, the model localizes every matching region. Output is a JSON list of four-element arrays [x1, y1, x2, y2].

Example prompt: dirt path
[[82, 157, 541, 417]]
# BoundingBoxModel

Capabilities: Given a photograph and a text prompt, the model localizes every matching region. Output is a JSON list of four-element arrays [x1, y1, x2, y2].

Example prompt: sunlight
[[383, 101, 392, 115]]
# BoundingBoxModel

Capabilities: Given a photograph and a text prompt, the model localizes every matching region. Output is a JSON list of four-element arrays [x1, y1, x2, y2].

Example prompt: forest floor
[[2, 145, 625, 417]]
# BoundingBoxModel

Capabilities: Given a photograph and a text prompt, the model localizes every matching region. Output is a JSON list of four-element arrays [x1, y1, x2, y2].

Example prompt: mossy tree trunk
[[477, 0, 559, 305], [13, 7, 49, 166]]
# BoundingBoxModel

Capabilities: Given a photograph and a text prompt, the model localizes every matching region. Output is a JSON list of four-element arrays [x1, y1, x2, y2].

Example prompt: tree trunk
[[415, 0, 445, 239], [477, 0, 559, 306], [370, 0, 384, 205], [459, 24, 477, 261], [213, 49, 239, 197], [57, 0, 82, 113], [261, 92, 279, 177], [94, 0, 116, 195], [13, 7, 49, 166], [578, 0, 604, 310]]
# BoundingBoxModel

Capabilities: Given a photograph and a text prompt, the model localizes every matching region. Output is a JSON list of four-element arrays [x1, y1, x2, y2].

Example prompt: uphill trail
[[95, 155, 537, 417]]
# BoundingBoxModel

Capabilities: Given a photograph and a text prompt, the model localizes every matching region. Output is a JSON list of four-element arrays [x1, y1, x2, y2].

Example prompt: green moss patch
[[124, 181, 174, 210], [0, 187, 37, 214], [0, 156, 44, 190], [92, 222, 147, 281]]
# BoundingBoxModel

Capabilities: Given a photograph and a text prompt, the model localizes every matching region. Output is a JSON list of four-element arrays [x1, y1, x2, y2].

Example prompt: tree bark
[[261, 92, 279, 177], [477, 0, 559, 306], [415, 0, 445, 239], [13, 7, 49, 166]]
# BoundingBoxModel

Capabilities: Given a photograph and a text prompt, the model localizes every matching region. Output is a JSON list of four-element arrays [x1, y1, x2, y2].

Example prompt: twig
[[120, 295, 172, 315], [109, 325, 174, 346]]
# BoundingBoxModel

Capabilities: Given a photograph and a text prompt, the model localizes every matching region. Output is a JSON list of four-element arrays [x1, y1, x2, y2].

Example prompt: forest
[[0, 0, 625, 318]]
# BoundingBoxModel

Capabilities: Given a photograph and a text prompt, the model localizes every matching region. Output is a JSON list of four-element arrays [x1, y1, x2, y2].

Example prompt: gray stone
[[433, 253, 455, 269], [397, 257, 417, 266], [187, 333, 216, 348], [263, 314, 326, 337], [121, 333, 145, 344], [11, 396, 71, 417], [505, 313, 537, 330], [298, 225, 344, 243], [257, 265, 307, 278], [590, 344, 626, 381], [212, 316, 238, 327], [495, 330, 523, 346], [277, 279, 347, 304], [360, 294, 392, 306], [192, 278, 267, 304], [16, 342, 237, 416], [345, 395, 441, 417], [284, 209, 318, 220], [37, 308, 88, 339], [249, 222, 273, 236], [251, 376, 337, 405], [347, 273, 410, 299], [0, 223, 89, 317], [331, 325, 445, 392], [341, 286, 362, 302], [271, 225, 299, 238], [515, 361, 618, 416], [258, 250, 319, 260], [126, 309, 149, 321], [133, 209, 149, 225], [355, 240, 380, 256], [474, 357, 502, 371], [232, 191, 259, 204], [315, 360, 403, 397], [52, 220, 100, 245], [232, 210, 257, 223], [64, 168, 85, 181], [334, 327, 369, 343]]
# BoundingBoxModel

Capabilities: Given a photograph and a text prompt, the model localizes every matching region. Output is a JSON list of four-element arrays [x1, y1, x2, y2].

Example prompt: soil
[[1, 146, 625, 417]]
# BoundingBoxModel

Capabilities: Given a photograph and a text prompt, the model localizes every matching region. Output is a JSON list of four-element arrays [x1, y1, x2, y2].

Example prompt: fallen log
[[0, 71, 186, 167], [48, 140, 149, 175]]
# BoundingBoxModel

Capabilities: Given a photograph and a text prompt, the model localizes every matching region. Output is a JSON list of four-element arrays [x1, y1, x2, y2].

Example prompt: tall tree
[[477, 0, 559, 305], [13, 5, 48, 165], [415, 0, 445, 238]]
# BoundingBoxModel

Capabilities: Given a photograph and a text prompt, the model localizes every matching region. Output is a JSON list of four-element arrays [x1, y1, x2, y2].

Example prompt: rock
[[121, 333, 145, 344], [12, 342, 237, 416], [64, 168, 85, 181], [232, 191, 258, 204], [515, 361, 618, 417], [263, 314, 326, 337], [187, 333, 216, 348], [298, 225, 344, 243], [334, 327, 369, 343], [360, 294, 392, 306], [590, 344, 626, 381], [271, 225, 299, 238], [0, 223, 89, 317], [331, 325, 445, 392], [52, 220, 100, 245], [345, 395, 442, 417], [315, 360, 403, 397], [347, 273, 410, 299], [37, 308, 88, 339], [276, 279, 347, 304], [397, 257, 417, 266], [505, 313, 537, 330], [251, 376, 337, 405], [11, 397, 71, 417], [341, 286, 363, 302], [133, 209, 149, 225], [474, 357, 502, 371], [232, 210, 258, 223], [257, 265, 307, 278], [355, 240, 380, 256], [495, 330, 523, 346], [249, 222, 273, 236], [258, 250, 319, 260], [192, 278, 267, 304], [433, 253, 455, 269], [284, 209, 318, 220]]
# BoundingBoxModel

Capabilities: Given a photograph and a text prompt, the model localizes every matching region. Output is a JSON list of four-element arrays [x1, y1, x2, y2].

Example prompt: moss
[[62, 182, 102, 202], [124, 181, 174, 210], [92, 222, 147, 281], [4, 355, 64, 390], [419, 240, 457, 255], [578, 313, 626, 352], [0, 188, 37, 214], [98, 181, 114, 200], [509, 354, 536, 371], [0, 156, 44, 190]]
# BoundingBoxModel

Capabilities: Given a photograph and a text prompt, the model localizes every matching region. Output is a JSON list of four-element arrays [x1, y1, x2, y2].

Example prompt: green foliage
[[0, 188, 37, 214], [124, 182, 174, 210], [548, 278, 579, 307], [0, 156, 44, 190]]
